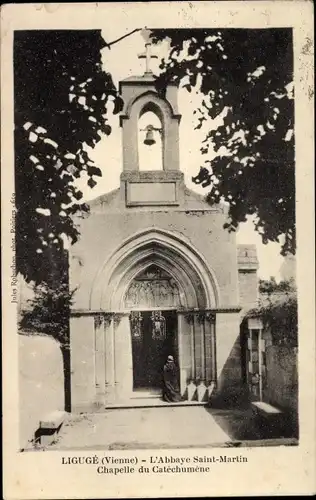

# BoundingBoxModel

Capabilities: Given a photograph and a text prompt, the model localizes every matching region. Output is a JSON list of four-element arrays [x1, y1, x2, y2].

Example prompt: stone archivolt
[[90, 228, 220, 311]]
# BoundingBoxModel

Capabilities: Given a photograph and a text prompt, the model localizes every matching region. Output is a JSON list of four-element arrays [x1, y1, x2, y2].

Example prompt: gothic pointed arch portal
[[87, 229, 220, 401], [89, 228, 220, 311]]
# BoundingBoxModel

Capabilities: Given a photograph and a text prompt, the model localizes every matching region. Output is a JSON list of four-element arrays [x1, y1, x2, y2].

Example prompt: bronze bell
[[144, 127, 156, 146]]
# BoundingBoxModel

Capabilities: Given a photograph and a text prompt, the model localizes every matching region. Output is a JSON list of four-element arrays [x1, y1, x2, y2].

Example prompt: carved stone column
[[104, 313, 115, 403], [197, 312, 207, 402], [184, 312, 197, 401], [177, 313, 184, 396], [205, 312, 216, 399], [177, 311, 192, 398], [185, 313, 195, 380], [197, 312, 206, 380], [197, 311, 207, 401], [94, 314, 106, 405], [192, 312, 201, 381]]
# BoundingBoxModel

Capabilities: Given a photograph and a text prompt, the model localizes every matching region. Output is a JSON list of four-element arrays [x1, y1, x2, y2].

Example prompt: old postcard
[[1, 1, 315, 498]]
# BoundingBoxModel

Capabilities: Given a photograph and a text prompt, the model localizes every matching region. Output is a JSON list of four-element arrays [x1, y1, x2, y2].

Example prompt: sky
[[78, 27, 284, 281]]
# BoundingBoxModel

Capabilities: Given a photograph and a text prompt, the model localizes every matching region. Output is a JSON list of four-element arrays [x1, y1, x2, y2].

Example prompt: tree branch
[[107, 28, 143, 49]]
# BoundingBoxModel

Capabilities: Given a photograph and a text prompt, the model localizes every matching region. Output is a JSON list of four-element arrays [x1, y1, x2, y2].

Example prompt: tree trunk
[[61, 342, 71, 412]]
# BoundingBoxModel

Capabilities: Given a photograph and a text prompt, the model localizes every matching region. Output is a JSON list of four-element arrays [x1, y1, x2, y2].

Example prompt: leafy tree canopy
[[151, 29, 295, 255], [259, 276, 295, 294], [247, 289, 297, 346], [19, 259, 73, 345], [14, 30, 123, 285]]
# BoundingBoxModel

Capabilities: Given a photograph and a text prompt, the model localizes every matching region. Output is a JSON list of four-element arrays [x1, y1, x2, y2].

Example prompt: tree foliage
[[246, 277, 297, 345], [247, 290, 297, 346], [151, 29, 295, 255], [18, 258, 75, 410], [14, 30, 123, 285], [259, 276, 295, 295], [19, 258, 73, 345]]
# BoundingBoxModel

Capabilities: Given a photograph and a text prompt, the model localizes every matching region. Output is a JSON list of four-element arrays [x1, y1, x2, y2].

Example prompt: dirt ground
[[34, 405, 298, 451]]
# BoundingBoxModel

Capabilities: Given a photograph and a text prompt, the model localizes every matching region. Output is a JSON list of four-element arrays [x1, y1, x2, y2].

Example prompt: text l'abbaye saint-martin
[[149, 455, 248, 464]]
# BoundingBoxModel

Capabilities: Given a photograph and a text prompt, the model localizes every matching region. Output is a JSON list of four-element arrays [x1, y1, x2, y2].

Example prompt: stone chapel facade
[[69, 67, 259, 412]]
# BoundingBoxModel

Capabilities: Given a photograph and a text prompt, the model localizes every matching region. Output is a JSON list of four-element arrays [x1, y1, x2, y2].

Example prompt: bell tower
[[119, 35, 184, 207]]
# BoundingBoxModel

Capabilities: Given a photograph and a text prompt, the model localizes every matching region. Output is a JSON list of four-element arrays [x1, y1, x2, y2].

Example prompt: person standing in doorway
[[162, 355, 182, 402]]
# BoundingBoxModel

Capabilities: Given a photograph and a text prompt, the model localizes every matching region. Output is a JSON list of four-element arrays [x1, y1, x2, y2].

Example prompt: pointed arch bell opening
[[121, 91, 181, 172], [138, 108, 163, 171]]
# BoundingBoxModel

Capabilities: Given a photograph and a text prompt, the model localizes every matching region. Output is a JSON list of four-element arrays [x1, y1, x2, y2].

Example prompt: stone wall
[[245, 315, 298, 433], [70, 316, 96, 411], [263, 345, 298, 414], [19, 333, 64, 449], [238, 270, 259, 314], [212, 311, 243, 406]]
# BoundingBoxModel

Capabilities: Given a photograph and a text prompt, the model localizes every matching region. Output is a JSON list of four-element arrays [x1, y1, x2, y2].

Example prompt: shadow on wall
[[264, 345, 299, 437], [209, 335, 249, 409], [19, 333, 64, 449]]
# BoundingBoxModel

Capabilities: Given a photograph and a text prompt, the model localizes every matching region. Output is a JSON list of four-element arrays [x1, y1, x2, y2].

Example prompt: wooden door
[[130, 310, 178, 390]]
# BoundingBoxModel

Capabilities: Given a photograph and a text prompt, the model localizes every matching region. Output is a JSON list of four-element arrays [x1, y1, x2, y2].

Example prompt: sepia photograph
[[2, 2, 314, 498]]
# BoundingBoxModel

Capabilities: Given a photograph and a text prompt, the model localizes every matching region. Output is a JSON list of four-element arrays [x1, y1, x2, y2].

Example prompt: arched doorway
[[89, 228, 220, 403], [125, 265, 181, 392]]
